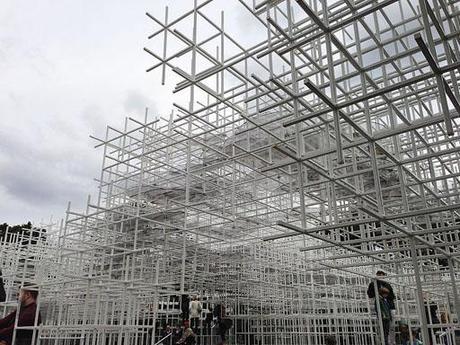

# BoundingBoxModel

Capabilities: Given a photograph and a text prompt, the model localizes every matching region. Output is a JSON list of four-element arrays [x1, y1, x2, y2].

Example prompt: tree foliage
[[0, 222, 46, 244]]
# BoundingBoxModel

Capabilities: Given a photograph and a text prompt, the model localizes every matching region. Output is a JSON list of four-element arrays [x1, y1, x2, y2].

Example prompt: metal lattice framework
[[1, 0, 460, 344]]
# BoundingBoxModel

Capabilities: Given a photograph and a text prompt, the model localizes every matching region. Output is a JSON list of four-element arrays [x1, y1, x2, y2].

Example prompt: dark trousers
[[191, 317, 200, 332], [203, 324, 211, 345], [217, 323, 227, 344], [382, 319, 390, 345]]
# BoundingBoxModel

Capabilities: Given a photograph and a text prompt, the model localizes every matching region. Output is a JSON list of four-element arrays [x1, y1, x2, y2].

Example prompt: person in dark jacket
[[0, 270, 6, 303], [213, 304, 232, 345], [367, 271, 396, 345], [367, 271, 396, 309], [0, 284, 41, 345], [172, 324, 183, 345], [160, 324, 172, 345], [181, 295, 190, 322]]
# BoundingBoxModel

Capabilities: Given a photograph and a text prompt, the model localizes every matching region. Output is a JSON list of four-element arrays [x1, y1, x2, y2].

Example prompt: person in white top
[[189, 296, 202, 333]]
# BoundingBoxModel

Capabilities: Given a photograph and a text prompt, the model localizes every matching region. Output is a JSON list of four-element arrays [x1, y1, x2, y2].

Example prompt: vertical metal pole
[[448, 258, 460, 322], [410, 237, 430, 344], [419, 0, 454, 135], [373, 278, 386, 345]]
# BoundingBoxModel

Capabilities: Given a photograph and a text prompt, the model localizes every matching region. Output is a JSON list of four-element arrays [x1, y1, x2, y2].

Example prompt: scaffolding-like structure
[[2, 0, 460, 344]]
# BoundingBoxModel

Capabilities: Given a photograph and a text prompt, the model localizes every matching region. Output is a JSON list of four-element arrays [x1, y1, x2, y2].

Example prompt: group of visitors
[[159, 322, 196, 345], [0, 269, 456, 345], [367, 270, 425, 345], [0, 275, 233, 345], [167, 294, 232, 345]]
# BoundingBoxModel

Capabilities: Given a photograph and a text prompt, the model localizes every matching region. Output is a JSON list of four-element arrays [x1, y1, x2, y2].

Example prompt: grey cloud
[[0, 0, 178, 224], [7, 92, 22, 109], [123, 90, 157, 116], [80, 104, 108, 136], [0, 34, 54, 77], [0, 36, 13, 63], [0, 128, 99, 216]]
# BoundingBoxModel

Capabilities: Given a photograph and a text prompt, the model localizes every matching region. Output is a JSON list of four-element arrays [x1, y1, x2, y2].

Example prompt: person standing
[[367, 271, 396, 345], [213, 304, 232, 345], [0, 271, 6, 303], [172, 324, 182, 345], [189, 296, 202, 333], [0, 284, 41, 345], [181, 295, 190, 322]]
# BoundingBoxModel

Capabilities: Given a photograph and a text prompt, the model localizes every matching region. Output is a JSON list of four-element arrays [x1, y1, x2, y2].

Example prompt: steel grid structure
[[1, 0, 460, 344]]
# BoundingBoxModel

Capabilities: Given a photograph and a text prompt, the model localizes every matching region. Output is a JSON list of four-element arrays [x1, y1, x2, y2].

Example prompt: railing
[[154, 332, 172, 345]]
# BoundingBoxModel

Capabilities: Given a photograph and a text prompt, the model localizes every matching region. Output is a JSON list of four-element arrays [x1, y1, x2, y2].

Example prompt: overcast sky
[[0, 0, 268, 226], [0, 1, 193, 225]]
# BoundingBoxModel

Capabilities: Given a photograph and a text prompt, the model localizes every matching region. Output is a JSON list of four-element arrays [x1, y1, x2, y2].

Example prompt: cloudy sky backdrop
[[0, 0, 265, 226], [0, 1, 191, 225]]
